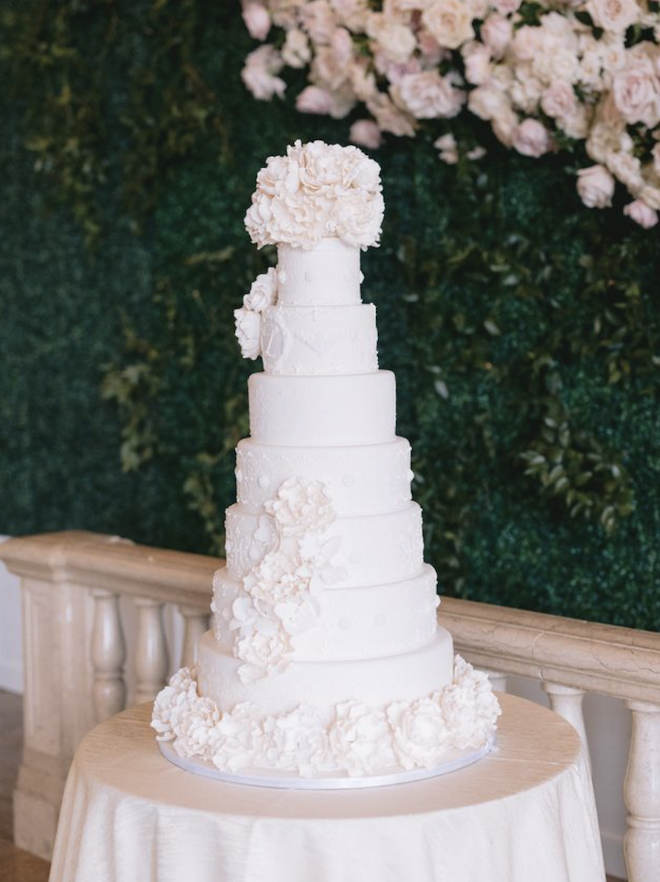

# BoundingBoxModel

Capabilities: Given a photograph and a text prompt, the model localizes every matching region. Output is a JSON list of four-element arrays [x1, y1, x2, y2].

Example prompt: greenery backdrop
[[2, 0, 659, 628]]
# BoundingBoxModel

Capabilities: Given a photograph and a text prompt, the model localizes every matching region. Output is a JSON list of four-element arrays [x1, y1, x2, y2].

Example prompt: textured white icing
[[225, 502, 424, 587], [249, 371, 396, 446], [261, 303, 377, 376], [196, 628, 455, 718], [151, 652, 501, 777], [235, 438, 413, 515], [277, 240, 362, 306], [213, 564, 439, 661]]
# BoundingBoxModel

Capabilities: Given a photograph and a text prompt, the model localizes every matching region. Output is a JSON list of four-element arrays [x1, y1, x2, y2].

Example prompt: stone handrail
[[2, 530, 659, 880]]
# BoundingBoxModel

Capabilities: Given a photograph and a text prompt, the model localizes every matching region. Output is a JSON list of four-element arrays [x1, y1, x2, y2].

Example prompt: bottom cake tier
[[151, 630, 501, 781]]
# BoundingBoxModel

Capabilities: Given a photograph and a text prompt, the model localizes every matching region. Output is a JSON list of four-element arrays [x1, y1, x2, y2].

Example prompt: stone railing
[[2, 530, 659, 880]]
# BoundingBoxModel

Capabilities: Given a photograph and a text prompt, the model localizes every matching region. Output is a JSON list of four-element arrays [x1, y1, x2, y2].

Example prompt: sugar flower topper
[[244, 140, 384, 250]]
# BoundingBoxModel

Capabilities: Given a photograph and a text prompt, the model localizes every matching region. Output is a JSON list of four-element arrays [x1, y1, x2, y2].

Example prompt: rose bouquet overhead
[[240, 0, 660, 228]]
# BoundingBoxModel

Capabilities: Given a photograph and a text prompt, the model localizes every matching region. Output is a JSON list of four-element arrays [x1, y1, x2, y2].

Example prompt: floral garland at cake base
[[151, 655, 501, 778]]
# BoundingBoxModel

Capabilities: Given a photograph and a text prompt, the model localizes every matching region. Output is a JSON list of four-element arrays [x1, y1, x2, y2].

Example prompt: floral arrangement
[[151, 656, 501, 776], [234, 266, 278, 359], [241, 0, 660, 228], [223, 477, 345, 682], [244, 139, 385, 248]]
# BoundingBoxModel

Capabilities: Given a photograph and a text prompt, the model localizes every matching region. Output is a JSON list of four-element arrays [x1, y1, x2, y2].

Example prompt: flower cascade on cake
[[152, 140, 501, 783]]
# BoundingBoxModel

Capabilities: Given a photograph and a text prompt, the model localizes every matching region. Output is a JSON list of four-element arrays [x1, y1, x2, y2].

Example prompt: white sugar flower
[[244, 267, 278, 312], [262, 705, 329, 775], [234, 307, 262, 360], [388, 697, 451, 770], [211, 703, 265, 772], [264, 477, 335, 535], [329, 701, 395, 775]]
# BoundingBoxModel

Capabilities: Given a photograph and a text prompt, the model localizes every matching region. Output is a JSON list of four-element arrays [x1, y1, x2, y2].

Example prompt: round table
[[49, 695, 605, 882]]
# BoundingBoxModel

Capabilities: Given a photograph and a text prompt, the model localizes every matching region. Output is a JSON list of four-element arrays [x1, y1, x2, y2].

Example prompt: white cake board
[[158, 736, 496, 790]]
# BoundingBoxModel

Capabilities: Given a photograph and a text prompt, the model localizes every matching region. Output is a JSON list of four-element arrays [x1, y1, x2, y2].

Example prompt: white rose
[[212, 703, 264, 772], [541, 81, 577, 119], [422, 0, 475, 50], [262, 706, 328, 775], [312, 46, 348, 90], [491, 106, 519, 146], [611, 50, 660, 127], [512, 118, 552, 157], [234, 307, 262, 359], [576, 164, 616, 208], [282, 29, 311, 69], [624, 199, 659, 227], [480, 15, 513, 58], [605, 149, 643, 190], [330, 0, 369, 30], [561, 106, 590, 139], [244, 267, 277, 311], [510, 68, 543, 112], [600, 35, 627, 87], [366, 12, 417, 64], [394, 70, 465, 119], [349, 119, 383, 149], [462, 42, 491, 86], [242, 2, 271, 40], [544, 47, 580, 84], [468, 84, 509, 120], [388, 697, 451, 770], [586, 0, 640, 33], [586, 120, 625, 163], [264, 477, 335, 534], [241, 46, 286, 101], [175, 697, 221, 761], [512, 25, 543, 62]]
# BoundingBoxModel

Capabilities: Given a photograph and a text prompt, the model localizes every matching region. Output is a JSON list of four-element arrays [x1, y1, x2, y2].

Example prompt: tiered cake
[[152, 141, 500, 783]]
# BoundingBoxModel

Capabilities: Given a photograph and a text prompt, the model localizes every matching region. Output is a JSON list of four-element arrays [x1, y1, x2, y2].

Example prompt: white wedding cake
[[152, 141, 500, 783]]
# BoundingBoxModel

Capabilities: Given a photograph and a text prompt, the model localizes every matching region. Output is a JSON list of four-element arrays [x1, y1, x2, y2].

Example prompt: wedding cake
[[152, 141, 500, 784]]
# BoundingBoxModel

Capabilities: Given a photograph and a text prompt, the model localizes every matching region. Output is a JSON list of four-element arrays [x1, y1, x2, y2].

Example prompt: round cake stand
[[158, 736, 496, 790]]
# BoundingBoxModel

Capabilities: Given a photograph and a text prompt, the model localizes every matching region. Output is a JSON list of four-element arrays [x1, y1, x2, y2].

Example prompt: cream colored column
[[542, 682, 591, 772], [624, 700, 660, 882], [178, 604, 209, 668], [91, 589, 127, 720], [134, 598, 168, 704]]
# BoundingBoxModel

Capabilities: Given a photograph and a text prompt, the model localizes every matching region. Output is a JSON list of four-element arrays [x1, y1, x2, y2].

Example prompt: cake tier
[[248, 371, 396, 446], [212, 564, 439, 661], [277, 239, 361, 307], [261, 303, 377, 376], [225, 502, 424, 586], [235, 437, 413, 515], [197, 627, 454, 720]]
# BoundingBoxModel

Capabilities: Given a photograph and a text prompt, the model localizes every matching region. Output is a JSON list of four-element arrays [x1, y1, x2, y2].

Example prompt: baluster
[[624, 700, 660, 882], [134, 598, 169, 704], [178, 604, 209, 668], [91, 589, 126, 722], [481, 669, 508, 693], [542, 682, 591, 771]]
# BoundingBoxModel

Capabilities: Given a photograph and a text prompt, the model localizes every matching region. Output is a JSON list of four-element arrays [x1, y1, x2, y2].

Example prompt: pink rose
[[300, 0, 337, 44], [576, 164, 615, 208], [512, 26, 543, 62], [421, 0, 474, 51], [541, 81, 577, 119], [493, 0, 521, 13], [417, 30, 446, 65], [242, 46, 286, 101], [624, 199, 659, 228], [512, 118, 552, 157], [586, 0, 639, 34], [394, 71, 465, 119], [480, 15, 513, 58], [611, 51, 660, 127], [242, 2, 271, 40], [296, 86, 336, 114], [367, 13, 417, 64], [349, 120, 383, 149], [462, 42, 491, 86]]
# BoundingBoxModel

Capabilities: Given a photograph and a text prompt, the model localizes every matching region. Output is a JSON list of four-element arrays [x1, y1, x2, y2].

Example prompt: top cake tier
[[277, 239, 361, 306]]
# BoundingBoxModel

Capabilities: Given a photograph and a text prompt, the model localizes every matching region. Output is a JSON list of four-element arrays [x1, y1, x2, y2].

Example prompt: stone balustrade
[[1, 530, 659, 880]]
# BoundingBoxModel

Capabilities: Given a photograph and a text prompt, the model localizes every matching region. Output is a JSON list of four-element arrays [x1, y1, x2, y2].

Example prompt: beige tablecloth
[[49, 694, 605, 882]]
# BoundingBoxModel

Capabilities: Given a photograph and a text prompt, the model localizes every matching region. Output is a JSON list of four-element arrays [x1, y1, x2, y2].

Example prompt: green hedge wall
[[2, 1, 659, 628]]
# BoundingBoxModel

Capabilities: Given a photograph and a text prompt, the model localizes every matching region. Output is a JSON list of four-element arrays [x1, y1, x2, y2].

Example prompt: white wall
[[0, 536, 24, 693], [0, 540, 629, 877]]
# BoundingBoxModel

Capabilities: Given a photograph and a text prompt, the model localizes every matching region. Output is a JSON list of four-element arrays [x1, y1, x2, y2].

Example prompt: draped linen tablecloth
[[49, 694, 605, 882]]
